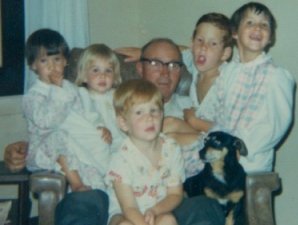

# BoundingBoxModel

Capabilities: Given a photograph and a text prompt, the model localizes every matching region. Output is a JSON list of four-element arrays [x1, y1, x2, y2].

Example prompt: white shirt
[[106, 134, 185, 218]]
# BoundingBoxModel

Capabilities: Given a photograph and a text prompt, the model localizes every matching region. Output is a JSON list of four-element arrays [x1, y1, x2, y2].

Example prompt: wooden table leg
[[18, 180, 30, 225]]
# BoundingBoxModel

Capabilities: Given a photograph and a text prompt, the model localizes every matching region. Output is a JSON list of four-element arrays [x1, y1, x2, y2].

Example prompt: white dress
[[78, 88, 126, 152], [23, 79, 109, 190]]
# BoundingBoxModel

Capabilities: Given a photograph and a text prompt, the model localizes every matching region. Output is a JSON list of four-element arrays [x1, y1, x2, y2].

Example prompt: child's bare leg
[[57, 155, 90, 192], [155, 213, 178, 225], [163, 117, 197, 134], [108, 214, 133, 225]]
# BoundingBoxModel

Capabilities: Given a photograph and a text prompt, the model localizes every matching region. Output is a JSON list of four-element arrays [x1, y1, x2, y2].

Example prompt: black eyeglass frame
[[140, 57, 184, 71]]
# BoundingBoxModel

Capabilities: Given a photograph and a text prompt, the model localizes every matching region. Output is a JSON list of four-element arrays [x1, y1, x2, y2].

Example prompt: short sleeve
[[106, 153, 133, 186], [163, 138, 186, 186]]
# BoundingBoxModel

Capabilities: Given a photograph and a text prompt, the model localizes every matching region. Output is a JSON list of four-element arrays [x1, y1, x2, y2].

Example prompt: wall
[[0, 0, 296, 223], [88, 0, 141, 47], [88, 0, 298, 224], [0, 96, 27, 155]]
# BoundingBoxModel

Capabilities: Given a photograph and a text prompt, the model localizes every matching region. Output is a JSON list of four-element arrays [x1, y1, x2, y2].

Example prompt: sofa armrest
[[246, 172, 281, 225], [30, 171, 66, 225]]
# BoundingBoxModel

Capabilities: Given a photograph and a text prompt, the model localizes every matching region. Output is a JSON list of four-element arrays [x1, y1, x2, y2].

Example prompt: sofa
[[21, 48, 281, 225]]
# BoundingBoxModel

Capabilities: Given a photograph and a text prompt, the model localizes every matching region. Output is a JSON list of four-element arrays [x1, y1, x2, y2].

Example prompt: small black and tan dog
[[184, 131, 248, 225]]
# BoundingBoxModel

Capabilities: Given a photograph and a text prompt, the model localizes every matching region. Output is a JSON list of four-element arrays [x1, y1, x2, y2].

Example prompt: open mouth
[[196, 55, 206, 65], [250, 34, 262, 42], [98, 82, 107, 87], [145, 126, 155, 132]]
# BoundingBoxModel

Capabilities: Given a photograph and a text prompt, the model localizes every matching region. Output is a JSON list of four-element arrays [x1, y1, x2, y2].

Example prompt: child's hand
[[97, 127, 112, 144], [183, 108, 196, 124], [144, 208, 155, 225], [49, 72, 63, 87]]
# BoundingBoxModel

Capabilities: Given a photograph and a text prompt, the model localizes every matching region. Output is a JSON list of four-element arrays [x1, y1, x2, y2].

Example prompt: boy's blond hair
[[75, 44, 121, 87], [113, 79, 163, 117]]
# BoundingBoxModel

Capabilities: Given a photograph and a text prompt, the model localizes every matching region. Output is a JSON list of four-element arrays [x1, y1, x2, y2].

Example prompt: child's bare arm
[[163, 116, 201, 146], [148, 184, 183, 216], [163, 116, 198, 134], [113, 181, 148, 225], [184, 108, 213, 132]]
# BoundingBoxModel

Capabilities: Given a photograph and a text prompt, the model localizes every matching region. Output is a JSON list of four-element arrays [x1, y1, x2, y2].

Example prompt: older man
[[136, 38, 193, 117]]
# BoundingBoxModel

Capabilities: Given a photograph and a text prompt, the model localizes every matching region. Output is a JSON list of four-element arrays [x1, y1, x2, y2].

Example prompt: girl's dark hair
[[192, 13, 233, 48], [25, 28, 69, 66], [230, 2, 277, 50]]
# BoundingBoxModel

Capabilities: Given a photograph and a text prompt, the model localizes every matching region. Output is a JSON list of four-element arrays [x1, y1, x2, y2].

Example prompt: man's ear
[[136, 62, 144, 78], [117, 115, 129, 132], [221, 46, 233, 62]]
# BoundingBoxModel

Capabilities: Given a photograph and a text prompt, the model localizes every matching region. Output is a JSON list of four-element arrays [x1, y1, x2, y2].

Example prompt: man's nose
[[160, 64, 170, 76]]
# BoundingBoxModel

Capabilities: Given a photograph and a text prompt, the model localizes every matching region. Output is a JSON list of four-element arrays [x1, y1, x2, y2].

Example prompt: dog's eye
[[204, 136, 211, 144], [213, 140, 222, 147]]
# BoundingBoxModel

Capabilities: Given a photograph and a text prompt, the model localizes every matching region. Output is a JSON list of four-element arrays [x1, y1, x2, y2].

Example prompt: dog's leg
[[204, 187, 218, 199], [226, 191, 245, 225], [227, 190, 244, 203], [225, 210, 234, 225]]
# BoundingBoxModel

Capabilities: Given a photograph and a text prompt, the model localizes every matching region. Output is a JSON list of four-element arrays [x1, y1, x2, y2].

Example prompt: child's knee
[[109, 214, 133, 225], [156, 213, 177, 225]]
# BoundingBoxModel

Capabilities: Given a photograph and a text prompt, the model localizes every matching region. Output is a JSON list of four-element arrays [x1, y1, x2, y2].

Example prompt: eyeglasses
[[140, 57, 183, 72]]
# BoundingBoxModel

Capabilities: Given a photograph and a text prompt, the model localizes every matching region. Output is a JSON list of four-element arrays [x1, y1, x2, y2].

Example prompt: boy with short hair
[[107, 79, 184, 225]]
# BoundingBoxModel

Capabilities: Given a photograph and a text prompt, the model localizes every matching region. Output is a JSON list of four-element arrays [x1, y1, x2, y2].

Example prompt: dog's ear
[[233, 138, 248, 156]]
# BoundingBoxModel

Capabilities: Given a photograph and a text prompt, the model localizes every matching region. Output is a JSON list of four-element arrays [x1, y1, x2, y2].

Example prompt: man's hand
[[4, 141, 28, 172], [49, 72, 63, 87], [114, 47, 141, 62]]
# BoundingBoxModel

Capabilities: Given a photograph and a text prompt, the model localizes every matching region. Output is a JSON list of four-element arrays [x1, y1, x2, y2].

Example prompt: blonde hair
[[75, 43, 121, 87], [113, 79, 163, 117]]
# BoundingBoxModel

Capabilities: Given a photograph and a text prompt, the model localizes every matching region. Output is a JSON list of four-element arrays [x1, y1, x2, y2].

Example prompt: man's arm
[[4, 141, 28, 172], [114, 45, 189, 63], [114, 47, 141, 62]]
